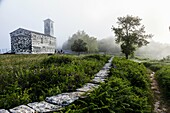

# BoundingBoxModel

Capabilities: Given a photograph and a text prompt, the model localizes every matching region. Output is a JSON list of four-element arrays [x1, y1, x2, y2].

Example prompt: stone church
[[10, 19, 56, 54]]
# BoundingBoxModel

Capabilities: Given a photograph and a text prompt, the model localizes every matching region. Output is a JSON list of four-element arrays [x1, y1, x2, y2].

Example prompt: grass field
[[0, 54, 110, 109]]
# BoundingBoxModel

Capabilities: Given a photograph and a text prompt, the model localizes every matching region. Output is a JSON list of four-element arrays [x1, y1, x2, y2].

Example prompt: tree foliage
[[71, 39, 88, 54], [62, 31, 98, 53], [112, 15, 153, 59]]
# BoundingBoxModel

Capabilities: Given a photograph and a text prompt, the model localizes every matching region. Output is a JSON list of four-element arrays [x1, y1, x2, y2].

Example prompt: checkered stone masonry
[[10, 28, 56, 54]]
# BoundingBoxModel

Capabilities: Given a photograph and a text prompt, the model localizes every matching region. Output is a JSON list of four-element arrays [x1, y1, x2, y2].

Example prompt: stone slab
[[46, 92, 84, 106], [28, 101, 61, 112], [95, 70, 109, 78], [108, 57, 114, 63], [0, 109, 10, 113], [9, 105, 35, 113], [92, 77, 106, 83], [104, 62, 112, 67], [76, 83, 99, 92]]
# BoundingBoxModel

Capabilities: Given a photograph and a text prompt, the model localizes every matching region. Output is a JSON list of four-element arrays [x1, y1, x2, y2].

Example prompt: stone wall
[[31, 32, 56, 54], [10, 28, 32, 53], [10, 28, 56, 54]]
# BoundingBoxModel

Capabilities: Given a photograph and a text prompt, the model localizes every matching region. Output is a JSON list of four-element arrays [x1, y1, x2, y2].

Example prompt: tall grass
[[0, 54, 110, 109], [63, 57, 152, 113]]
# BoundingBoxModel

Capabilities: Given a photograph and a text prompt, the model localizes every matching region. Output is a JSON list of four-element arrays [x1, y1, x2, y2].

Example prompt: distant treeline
[[62, 31, 170, 59], [62, 31, 121, 54]]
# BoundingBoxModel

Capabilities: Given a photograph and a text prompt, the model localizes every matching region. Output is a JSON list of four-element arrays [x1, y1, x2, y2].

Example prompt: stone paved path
[[150, 72, 168, 113], [0, 56, 113, 113]]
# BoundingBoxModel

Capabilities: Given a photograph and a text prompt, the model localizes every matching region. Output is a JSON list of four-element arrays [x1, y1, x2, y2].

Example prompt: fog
[[1, 0, 170, 58], [135, 40, 170, 59], [97, 37, 121, 54], [98, 37, 170, 59]]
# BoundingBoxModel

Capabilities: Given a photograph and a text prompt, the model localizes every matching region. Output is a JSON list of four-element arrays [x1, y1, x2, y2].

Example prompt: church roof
[[44, 18, 54, 23], [10, 28, 56, 38]]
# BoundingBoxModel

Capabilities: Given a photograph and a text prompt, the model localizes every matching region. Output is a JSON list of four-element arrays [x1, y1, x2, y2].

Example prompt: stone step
[[151, 81, 158, 86], [102, 63, 112, 69], [154, 90, 161, 94], [0, 109, 10, 113], [150, 73, 154, 78], [91, 76, 106, 84], [151, 86, 158, 90], [95, 70, 109, 78], [27, 101, 62, 113], [76, 83, 99, 92], [9, 105, 35, 113], [108, 57, 113, 63], [46, 91, 84, 106]]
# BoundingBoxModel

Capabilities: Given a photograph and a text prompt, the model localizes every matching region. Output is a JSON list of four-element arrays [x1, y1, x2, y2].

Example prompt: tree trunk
[[125, 54, 128, 59]]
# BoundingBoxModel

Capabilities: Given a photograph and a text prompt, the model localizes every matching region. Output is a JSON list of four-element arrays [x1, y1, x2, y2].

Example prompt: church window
[[41, 38, 43, 43]]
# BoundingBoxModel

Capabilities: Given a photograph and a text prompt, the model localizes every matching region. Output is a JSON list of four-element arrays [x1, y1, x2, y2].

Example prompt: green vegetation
[[62, 32, 121, 55], [71, 39, 88, 54], [97, 37, 121, 54], [112, 15, 153, 59], [0, 54, 110, 109], [156, 66, 170, 101], [63, 57, 152, 113], [62, 31, 98, 53], [144, 58, 170, 105]]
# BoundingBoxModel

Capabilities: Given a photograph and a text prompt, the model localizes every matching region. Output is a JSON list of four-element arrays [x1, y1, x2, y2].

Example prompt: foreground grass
[[143, 58, 170, 112], [62, 57, 152, 113], [0, 54, 110, 109]]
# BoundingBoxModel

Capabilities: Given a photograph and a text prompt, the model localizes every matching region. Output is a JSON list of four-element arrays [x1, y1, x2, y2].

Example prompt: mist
[[135, 41, 170, 59], [62, 34, 170, 59], [97, 37, 121, 54], [0, 0, 3, 5], [97, 37, 170, 59]]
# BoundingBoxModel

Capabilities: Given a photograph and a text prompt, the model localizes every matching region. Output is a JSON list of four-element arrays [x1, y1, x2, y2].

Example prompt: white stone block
[[0, 109, 10, 113], [46, 92, 83, 106], [76, 83, 99, 92], [92, 77, 106, 83], [28, 101, 61, 112], [9, 105, 35, 113], [95, 70, 109, 78]]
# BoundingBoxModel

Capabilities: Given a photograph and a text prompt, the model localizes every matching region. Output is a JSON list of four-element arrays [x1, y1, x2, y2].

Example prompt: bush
[[143, 62, 162, 72], [156, 65, 170, 99], [63, 57, 152, 113], [0, 54, 110, 109]]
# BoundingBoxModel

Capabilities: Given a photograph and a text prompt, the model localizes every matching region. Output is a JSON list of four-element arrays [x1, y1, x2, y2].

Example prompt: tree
[[112, 15, 153, 59], [71, 39, 88, 54], [62, 31, 98, 53]]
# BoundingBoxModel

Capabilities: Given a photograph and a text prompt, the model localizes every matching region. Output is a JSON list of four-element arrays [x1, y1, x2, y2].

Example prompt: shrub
[[63, 57, 152, 113], [0, 54, 110, 109], [156, 65, 170, 99]]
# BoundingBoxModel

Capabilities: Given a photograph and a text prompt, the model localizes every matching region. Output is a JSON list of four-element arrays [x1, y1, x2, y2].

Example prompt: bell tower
[[44, 19, 54, 36]]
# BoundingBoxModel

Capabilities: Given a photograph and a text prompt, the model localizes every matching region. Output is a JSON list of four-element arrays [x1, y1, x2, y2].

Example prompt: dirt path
[[150, 72, 168, 113]]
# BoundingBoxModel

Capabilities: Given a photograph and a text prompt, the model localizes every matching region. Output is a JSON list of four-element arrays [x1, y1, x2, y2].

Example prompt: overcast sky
[[0, 0, 170, 49]]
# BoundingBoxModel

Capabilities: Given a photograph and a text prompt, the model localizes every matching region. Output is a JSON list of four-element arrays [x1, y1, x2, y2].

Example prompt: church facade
[[10, 19, 56, 54]]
